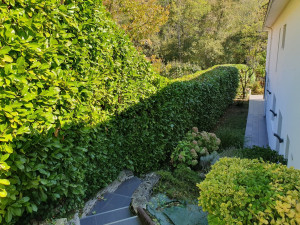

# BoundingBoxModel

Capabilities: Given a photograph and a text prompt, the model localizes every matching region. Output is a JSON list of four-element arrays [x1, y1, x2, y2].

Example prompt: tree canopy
[[104, 0, 268, 76]]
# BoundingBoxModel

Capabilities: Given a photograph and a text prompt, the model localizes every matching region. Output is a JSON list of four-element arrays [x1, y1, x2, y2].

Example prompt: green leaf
[[17, 57, 25, 71], [31, 204, 38, 212], [0, 189, 8, 198], [5, 211, 12, 223], [21, 197, 30, 203], [11, 207, 22, 216], [1, 154, 10, 161], [30, 61, 41, 69], [0, 162, 10, 171], [0, 179, 10, 185], [0, 46, 11, 55], [26, 205, 32, 213], [2, 145, 13, 154], [2, 55, 13, 63]]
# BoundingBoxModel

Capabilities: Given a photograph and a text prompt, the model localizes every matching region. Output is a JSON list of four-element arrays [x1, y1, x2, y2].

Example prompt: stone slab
[[105, 216, 141, 225], [114, 177, 142, 197], [81, 207, 132, 225], [88, 193, 132, 215], [77, 170, 134, 221], [244, 95, 268, 148]]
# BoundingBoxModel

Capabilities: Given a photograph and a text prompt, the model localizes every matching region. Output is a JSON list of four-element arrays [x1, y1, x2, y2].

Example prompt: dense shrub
[[0, 0, 239, 223], [198, 158, 300, 225], [219, 146, 287, 165], [154, 165, 202, 201], [251, 80, 265, 94]]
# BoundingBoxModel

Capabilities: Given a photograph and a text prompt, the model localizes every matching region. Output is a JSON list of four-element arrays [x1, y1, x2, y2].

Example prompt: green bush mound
[[198, 158, 300, 225], [0, 0, 239, 223], [154, 165, 202, 201], [219, 146, 287, 164]]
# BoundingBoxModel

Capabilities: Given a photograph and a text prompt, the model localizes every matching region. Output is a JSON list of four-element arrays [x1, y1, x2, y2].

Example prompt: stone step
[[104, 216, 141, 225], [87, 177, 142, 215], [81, 177, 143, 225], [80, 207, 132, 225], [88, 193, 132, 215], [114, 177, 142, 197]]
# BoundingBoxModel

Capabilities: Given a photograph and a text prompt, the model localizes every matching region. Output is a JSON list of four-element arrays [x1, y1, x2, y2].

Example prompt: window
[[282, 24, 287, 49]]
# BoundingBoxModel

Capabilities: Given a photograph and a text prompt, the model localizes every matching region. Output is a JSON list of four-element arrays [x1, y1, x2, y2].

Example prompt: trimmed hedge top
[[0, 0, 239, 224]]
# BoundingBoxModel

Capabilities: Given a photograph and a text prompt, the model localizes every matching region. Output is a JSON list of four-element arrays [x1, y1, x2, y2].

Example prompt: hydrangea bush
[[171, 127, 221, 168]]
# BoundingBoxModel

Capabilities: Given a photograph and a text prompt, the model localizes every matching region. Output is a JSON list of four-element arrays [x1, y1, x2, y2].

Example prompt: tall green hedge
[[0, 0, 239, 223]]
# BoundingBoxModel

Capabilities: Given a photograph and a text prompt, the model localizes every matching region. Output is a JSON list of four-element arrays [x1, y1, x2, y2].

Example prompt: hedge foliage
[[0, 0, 239, 223], [198, 158, 300, 225], [219, 146, 287, 165]]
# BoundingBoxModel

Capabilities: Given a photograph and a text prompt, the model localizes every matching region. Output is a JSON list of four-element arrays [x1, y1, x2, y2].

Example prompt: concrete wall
[[265, 0, 300, 169]]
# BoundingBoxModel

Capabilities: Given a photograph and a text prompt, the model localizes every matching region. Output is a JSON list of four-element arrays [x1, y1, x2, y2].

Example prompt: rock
[[55, 218, 67, 225], [67, 212, 80, 225], [31, 218, 68, 225], [131, 172, 160, 213]]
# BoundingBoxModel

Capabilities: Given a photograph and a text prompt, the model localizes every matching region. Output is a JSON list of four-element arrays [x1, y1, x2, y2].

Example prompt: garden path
[[80, 177, 142, 225], [244, 95, 268, 148]]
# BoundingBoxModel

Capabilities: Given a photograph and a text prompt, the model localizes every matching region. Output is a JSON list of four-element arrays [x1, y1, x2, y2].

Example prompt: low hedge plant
[[197, 158, 300, 225], [219, 146, 287, 164], [0, 0, 239, 223]]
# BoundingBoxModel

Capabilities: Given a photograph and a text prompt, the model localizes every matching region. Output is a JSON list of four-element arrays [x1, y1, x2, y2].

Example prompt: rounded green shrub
[[219, 146, 287, 165], [197, 158, 300, 225]]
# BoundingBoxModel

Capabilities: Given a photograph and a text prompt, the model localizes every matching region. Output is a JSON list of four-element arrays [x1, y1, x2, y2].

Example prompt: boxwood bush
[[0, 0, 238, 223], [198, 158, 300, 225], [219, 146, 287, 165]]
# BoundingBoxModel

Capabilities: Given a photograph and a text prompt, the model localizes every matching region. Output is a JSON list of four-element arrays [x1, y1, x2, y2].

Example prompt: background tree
[[103, 0, 169, 50], [104, 0, 269, 82]]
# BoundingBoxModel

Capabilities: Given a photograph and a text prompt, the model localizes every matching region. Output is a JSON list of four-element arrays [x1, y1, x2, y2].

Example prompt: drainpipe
[[264, 26, 273, 117]]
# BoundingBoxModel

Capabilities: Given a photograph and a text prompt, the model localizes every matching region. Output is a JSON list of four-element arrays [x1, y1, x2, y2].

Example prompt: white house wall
[[265, 0, 300, 169]]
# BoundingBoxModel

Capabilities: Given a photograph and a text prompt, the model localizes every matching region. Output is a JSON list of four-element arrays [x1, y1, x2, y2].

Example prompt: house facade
[[264, 0, 300, 169]]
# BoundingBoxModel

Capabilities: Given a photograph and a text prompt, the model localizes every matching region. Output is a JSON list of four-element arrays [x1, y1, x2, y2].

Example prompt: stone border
[[67, 170, 134, 225], [131, 172, 160, 214]]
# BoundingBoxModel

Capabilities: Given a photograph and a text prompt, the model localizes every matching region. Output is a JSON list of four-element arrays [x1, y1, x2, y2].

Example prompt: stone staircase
[[80, 177, 142, 225]]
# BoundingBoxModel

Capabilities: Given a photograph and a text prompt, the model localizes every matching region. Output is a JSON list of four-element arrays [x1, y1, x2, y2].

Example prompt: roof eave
[[263, 0, 290, 30]]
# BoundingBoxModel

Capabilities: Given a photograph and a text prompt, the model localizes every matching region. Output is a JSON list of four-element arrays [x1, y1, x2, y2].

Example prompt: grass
[[213, 99, 249, 149]]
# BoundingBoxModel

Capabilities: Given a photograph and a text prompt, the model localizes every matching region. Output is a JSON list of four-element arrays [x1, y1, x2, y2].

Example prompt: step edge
[[81, 206, 130, 220], [108, 192, 133, 198], [103, 216, 138, 225], [85, 192, 132, 216]]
